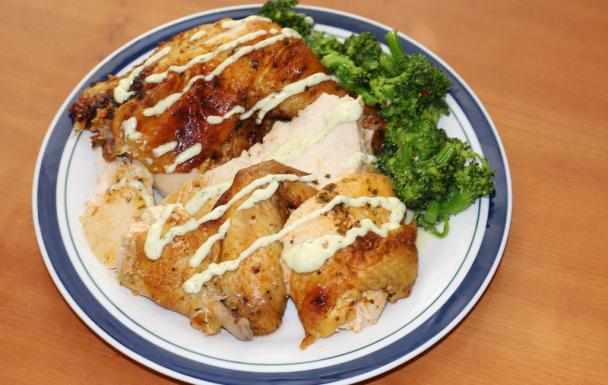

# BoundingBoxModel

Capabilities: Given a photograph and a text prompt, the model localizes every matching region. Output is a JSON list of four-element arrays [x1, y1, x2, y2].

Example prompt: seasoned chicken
[[189, 93, 376, 189], [283, 173, 418, 348], [69, 16, 385, 186], [118, 160, 317, 339], [212, 161, 317, 335], [81, 159, 153, 267]]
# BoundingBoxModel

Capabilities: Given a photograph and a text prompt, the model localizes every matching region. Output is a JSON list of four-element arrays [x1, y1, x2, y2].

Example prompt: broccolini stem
[[440, 193, 475, 217], [385, 31, 408, 68], [418, 215, 450, 238], [434, 142, 457, 166], [380, 53, 398, 74], [422, 201, 441, 224]]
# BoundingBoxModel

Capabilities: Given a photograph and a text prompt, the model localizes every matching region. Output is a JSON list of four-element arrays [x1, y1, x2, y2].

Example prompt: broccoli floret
[[371, 31, 494, 236], [371, 54, 451, 120], [259, 0, 313, 37], [380, 128, 495, 237], [343, 32, 383, 73], [261, 1, 343, 57], [378, 113, 451, 209], [305, 31, 343, 57], [321, 53, 378, 105], [260, 1, 495, 236]]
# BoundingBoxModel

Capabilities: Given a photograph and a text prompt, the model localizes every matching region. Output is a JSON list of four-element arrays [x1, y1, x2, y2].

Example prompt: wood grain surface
[[1, 0, 607, 383]]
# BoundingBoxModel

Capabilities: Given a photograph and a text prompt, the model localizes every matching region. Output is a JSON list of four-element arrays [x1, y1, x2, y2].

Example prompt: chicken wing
[[118, 160, 317, 339], [283, 173, 418, 348]]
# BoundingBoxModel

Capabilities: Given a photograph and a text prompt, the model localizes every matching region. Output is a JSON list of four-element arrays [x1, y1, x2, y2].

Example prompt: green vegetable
[[305, 31, 343, 57], [343, 32, 383, 73], [259, 0, 313, 36], [260, 0, 494, 236], [321, 53, 378, 105]]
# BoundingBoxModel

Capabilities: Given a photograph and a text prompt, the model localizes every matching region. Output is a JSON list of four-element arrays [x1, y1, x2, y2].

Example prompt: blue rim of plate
[[33, 5, 512, 384]]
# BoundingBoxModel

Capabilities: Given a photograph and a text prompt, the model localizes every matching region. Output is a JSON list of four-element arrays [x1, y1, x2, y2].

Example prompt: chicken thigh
[[283, 173, 418, 348]]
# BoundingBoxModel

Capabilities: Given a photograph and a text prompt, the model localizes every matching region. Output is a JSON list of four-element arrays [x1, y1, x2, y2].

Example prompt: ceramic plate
[[33, 5, 512, 384]]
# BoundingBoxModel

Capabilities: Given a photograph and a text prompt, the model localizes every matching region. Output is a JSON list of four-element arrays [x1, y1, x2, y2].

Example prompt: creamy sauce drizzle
[[113, 46, 171, 103], [237, 180, 279, 210], [206, 105, 246, 124], [146, 29, 273, 84], [283, 220, 396, 273], [240, 72, 336, 124], [280, 195, 405, 273], [202, 24, 246, 45], [184, 181, 231, 215], [189, 219, 231, 267], [189, 30, 207, 42], [164, 143, 202, 173], [204, 28, 300, 82], [182, 193, 405, 293], [142, 77, 200, 116], [183, 230, 278, 293], [121, 117, 142, 141], [341, 152, 378, 168], [206, 71, 336, 127], [220, 15, 270, 29], [269, 97, 362, 162], [144, 204, 179, 260], [142, 28, 301, 117], [185, 180, 281, 269], [144, 174, 317, 260], [152, 141, 177, 157]]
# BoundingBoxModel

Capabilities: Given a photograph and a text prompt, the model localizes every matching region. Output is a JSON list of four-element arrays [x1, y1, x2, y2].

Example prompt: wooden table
[[2, 0, 607, 383]]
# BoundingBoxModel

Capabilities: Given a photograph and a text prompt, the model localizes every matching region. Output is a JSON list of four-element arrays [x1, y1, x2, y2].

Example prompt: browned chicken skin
[[76, 16, 413, 347], [117, 162, 418, 345], [284, 173, 418, 348], [70, 17, 384, 175], [119, 161, 317, 339]]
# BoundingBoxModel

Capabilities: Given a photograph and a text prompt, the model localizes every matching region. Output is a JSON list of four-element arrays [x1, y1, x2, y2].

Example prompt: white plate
[[33, 5, 512, 384]]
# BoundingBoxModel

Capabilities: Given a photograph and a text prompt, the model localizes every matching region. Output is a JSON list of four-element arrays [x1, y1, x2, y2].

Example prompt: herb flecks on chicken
[[285, 173, 418, 348], [119, 161, 318, 339]]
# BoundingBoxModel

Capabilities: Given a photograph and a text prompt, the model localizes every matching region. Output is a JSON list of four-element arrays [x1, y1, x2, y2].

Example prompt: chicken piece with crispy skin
[[71, 18, 340, 174], [213, 161, 317, 335], [283, 173, 418, 348], [118, 160, 317, 339], [69, 16, 385, 181]]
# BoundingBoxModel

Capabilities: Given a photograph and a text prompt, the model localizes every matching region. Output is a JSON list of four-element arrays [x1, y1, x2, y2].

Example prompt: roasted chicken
[[69, 16, 386, 177], [115, 161, 417, 345], [118, 160, 317, 339], [74, 14, 417, 348], [81, 159, 153, 268], [283, 173, 418, 348]]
